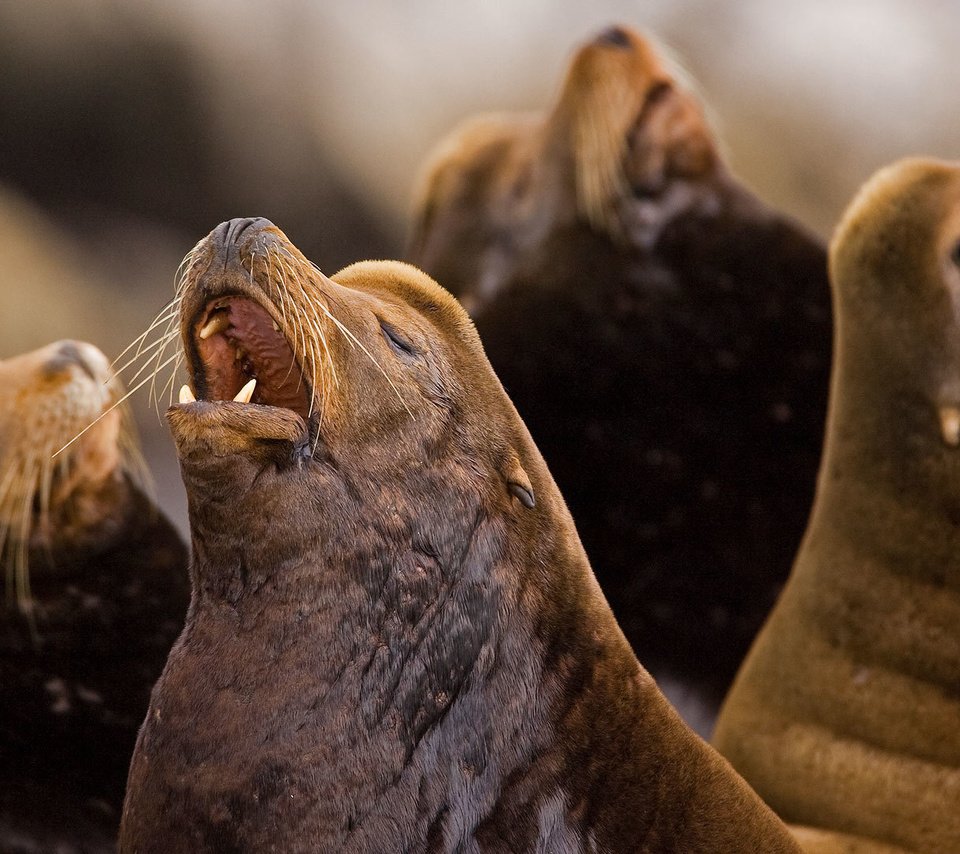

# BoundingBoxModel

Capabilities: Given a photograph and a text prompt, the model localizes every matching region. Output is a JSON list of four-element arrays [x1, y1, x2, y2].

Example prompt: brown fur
[[410, 26, 718, 311], [713, 158, 960, 853], [408, 25, 831, 719], [0, 340, 188, 852], [120, 218, 799, 852]]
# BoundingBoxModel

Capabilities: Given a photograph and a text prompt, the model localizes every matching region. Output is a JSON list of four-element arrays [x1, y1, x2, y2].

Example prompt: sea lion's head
[[830, 163, 960, 434], [829, 158, 960, 450], [410, 24, 719, 307], [0, 340, 141, 608], [168, 218, 552, 596]]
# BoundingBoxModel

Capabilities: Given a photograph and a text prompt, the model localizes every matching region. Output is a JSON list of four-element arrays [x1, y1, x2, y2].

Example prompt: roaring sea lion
[[119, 217, 799, 852], [408, 24, 832, 720], [712, 158, 960, 853], [0, 340, 189, 852]]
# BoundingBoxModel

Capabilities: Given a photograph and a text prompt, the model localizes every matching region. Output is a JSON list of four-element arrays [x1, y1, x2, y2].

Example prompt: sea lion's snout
[[42, 340, 105, 382], [210, 216, 275, 263], [595, 25, 632, 49], [171, 217, 330, 457]]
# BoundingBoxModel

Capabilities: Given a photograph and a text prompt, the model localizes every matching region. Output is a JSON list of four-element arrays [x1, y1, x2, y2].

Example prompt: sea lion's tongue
[[193, 296, 312, 418]]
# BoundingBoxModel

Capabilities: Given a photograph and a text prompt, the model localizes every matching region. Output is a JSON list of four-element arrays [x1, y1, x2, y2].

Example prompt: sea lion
[[0, 340, 189, 852], [712, 158, 960, 853], [119, 217, 800, 852], [408, 24, 832, 721]]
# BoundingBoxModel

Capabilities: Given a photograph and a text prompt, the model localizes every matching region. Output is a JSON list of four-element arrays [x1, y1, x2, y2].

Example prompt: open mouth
[[181, 295, 312, 420]]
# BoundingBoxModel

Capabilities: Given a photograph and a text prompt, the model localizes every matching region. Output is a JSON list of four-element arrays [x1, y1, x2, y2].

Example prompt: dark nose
[[595, 25, 632, 49], [45, 340, 95, 380], [210, 217, 274, 252]]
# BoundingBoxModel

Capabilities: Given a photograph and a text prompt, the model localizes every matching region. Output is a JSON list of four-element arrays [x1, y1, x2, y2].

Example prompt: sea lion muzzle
[[171, 218, 320, 453]]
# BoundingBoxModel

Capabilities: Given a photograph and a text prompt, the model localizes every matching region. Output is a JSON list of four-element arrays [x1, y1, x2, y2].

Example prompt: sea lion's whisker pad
[[1, 342, 142, 602]]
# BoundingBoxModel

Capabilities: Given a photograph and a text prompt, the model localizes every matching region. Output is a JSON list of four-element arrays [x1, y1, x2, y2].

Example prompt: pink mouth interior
[[194, 296, 311, 418]]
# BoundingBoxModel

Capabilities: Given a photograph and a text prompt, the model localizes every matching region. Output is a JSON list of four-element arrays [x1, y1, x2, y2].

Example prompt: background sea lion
[[0, 340, 189, 852], [3, 3, 957, 549], [712, 158, 960, 853], [120, 218, 799, 852], [408, 24, 832, 726]]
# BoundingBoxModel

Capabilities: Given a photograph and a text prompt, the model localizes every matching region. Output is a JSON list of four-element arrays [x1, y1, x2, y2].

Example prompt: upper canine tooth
[[179, 384, 196, 404], [199, 312, 231, 340], [233, 378, 256, 404]]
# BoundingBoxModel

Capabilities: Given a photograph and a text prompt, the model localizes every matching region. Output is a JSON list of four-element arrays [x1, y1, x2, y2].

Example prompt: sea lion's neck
[[814, 331, 960, 566], [178, 491, 586, 832], [148, 455, 799, 850], [182, 459, 515, 694], [795, 324, 960, 694]]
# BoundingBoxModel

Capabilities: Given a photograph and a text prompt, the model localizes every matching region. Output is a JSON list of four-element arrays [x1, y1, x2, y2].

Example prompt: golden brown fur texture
[[120, 218, 799, 852], [0, 341, 139, 607], [411, 25, 718, 310], [713, 158, 960, 853]]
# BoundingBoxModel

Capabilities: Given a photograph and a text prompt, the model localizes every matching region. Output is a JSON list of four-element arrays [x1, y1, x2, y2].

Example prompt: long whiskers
[[63, 232, 413, 471], [110, 299, 179, 371], [53, 349, 182, 459], [306, 269, 414, 420], [280, 251, 412, 418]]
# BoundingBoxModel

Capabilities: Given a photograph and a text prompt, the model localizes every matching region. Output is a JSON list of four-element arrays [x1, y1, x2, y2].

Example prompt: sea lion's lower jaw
[[167, 400, 309, 459]]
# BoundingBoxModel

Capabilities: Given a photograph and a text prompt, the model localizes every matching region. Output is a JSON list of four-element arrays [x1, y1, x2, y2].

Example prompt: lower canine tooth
[[179, 384, 196, 404], [233, 378, 257, 404]]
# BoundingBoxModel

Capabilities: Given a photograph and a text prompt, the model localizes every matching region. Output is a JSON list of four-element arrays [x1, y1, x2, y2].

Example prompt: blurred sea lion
[[409, 24, 832, 720], [713, 158, 960, 853], [119, 218, 799, 852], [0, 340, 188, 852]]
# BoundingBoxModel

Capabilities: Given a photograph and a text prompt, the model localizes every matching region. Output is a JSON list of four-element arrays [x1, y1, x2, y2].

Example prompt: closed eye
[[380, 320, 417, 357]]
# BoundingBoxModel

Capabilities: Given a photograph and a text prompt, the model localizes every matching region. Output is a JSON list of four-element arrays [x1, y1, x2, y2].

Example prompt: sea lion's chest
[[124, 604, 590, 852]]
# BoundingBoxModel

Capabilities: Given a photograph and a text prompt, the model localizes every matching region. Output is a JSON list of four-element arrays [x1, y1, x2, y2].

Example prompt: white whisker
[[111, 299, 178, 368], [53, 350, 182, 459], [112, 326, 178, 377]]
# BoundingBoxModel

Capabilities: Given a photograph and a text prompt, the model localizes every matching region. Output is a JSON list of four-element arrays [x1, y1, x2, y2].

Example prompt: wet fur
[[120, 222, 799, 852]]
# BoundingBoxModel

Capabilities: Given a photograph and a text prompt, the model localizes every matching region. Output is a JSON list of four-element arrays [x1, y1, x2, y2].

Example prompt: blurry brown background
[[1, 0, 958, 534]]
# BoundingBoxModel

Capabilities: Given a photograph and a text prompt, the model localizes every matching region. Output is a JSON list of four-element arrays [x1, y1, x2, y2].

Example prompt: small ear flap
[[509, 481, 536, 509], [505, 453, 535, 509]]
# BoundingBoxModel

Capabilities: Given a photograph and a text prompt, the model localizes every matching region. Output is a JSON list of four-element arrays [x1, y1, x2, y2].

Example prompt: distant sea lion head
[[550, 24, 718, 230], [0, 339, 187, 850], [0, 340, 141, 606], [828, 157, 960, 472], [169, 217, 544, 586], [410, 24, 719, 305]]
